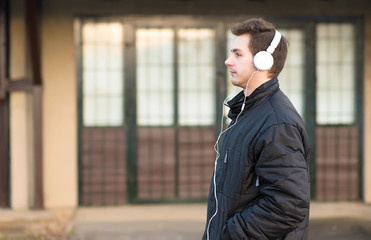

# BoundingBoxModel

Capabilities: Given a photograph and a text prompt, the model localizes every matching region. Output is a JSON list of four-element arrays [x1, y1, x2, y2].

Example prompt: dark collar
[[226, 78, 279, 120]]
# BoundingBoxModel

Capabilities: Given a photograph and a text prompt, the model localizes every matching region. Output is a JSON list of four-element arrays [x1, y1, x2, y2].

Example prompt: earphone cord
[[206, 70, 259, 240], [214, 69, 258, 156]]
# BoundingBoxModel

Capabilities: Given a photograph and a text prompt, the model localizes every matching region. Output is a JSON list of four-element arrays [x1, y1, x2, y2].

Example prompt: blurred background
[[0, 0, 371, 239]]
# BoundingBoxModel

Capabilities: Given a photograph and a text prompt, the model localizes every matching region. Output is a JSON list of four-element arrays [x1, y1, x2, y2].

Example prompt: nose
[[225, 56, 233, 66]]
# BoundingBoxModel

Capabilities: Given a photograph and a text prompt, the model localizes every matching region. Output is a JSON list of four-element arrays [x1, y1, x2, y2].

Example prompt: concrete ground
[[67, 202, 371, 240], [1, 202, 371, 239]]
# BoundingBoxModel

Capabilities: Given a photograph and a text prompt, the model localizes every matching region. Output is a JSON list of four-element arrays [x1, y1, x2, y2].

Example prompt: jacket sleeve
[[222, 123, 310, 240]]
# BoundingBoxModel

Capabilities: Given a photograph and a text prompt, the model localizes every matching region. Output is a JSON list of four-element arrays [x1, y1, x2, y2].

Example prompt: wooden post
[[0, 0, 10, 208], [26, 0, 43, 209]]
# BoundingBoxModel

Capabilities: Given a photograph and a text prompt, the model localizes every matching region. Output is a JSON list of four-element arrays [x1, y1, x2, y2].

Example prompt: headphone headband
[[266, 30, 282, 54]]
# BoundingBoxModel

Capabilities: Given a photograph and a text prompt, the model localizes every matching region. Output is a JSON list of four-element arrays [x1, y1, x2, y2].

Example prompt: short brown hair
[[231, 18, 289, 78]]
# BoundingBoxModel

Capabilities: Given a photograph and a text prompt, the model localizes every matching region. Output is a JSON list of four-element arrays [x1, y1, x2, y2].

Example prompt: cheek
[[242, 57, 255, 70], [238, 58, 252, 70]]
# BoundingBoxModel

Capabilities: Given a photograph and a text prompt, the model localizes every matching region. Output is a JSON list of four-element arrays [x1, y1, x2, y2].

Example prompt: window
[[136, 28, 174, 126], [316, 23, 356, 125], [178, 28, 215, 126], [82, 22, 124, 127], [136, 28, 215, 126], [278, 29, 305, 117]]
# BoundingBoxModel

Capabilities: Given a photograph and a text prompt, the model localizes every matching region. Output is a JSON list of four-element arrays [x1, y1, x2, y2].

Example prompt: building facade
[[0, 0, 371, 209]]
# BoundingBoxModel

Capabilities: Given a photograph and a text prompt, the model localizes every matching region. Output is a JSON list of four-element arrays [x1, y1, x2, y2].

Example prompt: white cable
[[206, 70, 259, 240]]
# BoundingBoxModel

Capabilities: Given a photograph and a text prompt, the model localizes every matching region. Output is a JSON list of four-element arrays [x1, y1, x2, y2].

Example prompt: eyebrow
[[231, 48, 243, 53]]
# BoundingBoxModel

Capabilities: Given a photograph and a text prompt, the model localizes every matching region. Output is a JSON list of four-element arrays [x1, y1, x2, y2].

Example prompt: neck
[[244, 71, 271, 96]]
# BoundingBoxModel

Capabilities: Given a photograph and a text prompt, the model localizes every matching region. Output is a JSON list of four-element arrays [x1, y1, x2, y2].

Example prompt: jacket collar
[[226, 78, 279, 120]]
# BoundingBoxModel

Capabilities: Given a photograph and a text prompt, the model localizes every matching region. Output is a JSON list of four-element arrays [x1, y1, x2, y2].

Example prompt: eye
[[235, 52, 241, 57]]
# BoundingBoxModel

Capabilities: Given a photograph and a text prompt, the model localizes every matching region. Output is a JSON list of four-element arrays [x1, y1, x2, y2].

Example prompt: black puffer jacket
[[202, 78, 310, 240]]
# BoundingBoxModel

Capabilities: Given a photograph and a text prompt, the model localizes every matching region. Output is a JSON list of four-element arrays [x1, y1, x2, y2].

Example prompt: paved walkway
[[1, 202, 371, 239], [67, 202, 371, 240]]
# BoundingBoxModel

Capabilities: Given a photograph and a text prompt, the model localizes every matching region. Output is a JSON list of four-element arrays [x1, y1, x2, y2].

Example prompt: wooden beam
[[0, 99, 10, 207], [25, 0, 44, 209], [0, 0, 10, 208], [25, 0, 42, 86], [0, 0, 9, 100], [7, 78, 33, 92], [33, 85, 43, 209]]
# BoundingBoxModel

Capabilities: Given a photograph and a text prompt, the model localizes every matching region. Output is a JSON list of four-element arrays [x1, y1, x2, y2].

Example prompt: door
[[77, 18, 219, 205], [226, 19, 363, 201], [314, 22, 361, 200], [133, 21, 218, 202], [78, 20, 128, 205]]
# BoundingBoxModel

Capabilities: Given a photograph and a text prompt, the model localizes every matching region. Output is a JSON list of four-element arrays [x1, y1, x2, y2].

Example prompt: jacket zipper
[[221, 113, 245, 148], [224, 150, 228, 163]]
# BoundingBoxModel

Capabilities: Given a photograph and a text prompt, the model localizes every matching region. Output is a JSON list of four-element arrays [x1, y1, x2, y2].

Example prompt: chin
[[231, 80, 243, 89], [231, 79, 239, 86]]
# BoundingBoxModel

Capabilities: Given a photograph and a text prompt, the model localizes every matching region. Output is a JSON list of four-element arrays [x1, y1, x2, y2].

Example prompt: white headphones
[[253, 30, 282, 71]]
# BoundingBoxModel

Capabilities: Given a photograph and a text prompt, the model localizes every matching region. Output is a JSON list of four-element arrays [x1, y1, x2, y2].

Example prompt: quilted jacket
[[202, 78, 311, 240]]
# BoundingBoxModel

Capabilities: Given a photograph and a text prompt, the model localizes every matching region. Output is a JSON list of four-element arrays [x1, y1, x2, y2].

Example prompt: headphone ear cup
[[253, 51, 274, 71]]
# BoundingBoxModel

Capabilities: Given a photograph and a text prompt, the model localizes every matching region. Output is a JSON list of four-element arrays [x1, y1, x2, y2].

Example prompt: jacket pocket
[[221, 147, 242, 198], [215, 150, 229, 192]]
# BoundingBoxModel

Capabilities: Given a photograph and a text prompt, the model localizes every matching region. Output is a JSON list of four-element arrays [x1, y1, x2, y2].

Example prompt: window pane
[[82, 22, 124, 126], [316, 23, 356, 125], [278, 29, 305, 117], [178, 28, 215, 126], [136, 28, 174, 126]]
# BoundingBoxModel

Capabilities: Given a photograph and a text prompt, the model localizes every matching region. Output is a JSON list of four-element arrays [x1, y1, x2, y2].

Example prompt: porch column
[[9, 0, 35, 210], [10, 93, 34, 209]]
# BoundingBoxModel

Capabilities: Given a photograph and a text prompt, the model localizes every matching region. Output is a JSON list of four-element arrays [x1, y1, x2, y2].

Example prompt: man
[[203, 18, 310, 240]]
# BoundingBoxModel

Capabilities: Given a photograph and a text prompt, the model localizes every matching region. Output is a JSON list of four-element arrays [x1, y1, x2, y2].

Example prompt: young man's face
[[225, 34, 256, 89]]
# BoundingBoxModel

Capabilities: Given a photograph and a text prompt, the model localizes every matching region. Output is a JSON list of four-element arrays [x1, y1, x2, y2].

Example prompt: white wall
[[42, 15, 78, 208], [9, 0, 34, 209]]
